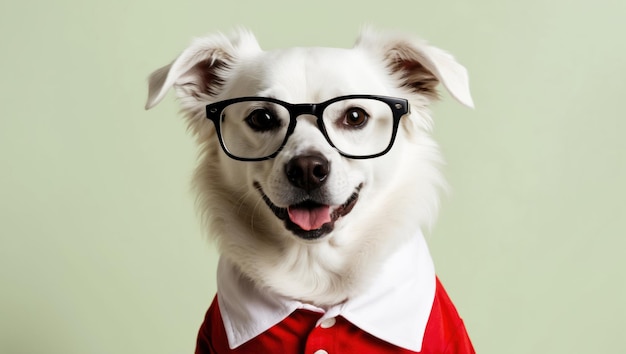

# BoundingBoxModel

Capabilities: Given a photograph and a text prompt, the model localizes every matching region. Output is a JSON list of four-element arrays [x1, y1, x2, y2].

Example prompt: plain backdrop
[[1, 1, 625, 353]]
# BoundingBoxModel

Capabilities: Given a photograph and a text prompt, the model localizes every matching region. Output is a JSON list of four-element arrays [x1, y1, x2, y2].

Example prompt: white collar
[[216, 231, 436, 352]]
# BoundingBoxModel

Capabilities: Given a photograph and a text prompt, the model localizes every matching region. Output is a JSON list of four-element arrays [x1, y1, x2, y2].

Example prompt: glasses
[[205, 95, 410, 161]]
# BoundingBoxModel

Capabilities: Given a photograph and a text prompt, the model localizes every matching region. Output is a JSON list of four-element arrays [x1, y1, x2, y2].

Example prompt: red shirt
[[195, 277, 474, 354]]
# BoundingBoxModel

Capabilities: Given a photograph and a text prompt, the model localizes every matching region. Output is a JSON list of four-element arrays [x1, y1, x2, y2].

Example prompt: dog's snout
[[285, 154, 330, 192]]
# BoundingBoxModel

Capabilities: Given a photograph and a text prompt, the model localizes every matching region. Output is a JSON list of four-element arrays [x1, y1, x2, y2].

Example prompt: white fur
[[146, 28, 472, 306]]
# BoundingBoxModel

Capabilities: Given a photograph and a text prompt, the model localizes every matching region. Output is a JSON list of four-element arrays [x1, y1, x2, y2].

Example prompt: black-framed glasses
[[205, 94, 410, 161]]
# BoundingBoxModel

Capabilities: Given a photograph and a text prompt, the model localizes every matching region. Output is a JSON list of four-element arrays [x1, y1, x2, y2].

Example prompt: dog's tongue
[[287, 205, 331, 231]]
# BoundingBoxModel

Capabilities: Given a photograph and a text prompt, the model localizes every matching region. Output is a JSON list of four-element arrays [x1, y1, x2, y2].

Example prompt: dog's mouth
[[253, 182, 362, 240]]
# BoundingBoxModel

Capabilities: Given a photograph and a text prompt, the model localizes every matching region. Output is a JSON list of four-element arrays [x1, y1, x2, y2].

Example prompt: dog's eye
[[245, 109, 280, 132], [343, 108, 368, 128]]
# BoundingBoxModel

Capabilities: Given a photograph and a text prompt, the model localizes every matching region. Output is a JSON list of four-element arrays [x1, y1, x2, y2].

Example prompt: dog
[[146, 28, 475, 354]]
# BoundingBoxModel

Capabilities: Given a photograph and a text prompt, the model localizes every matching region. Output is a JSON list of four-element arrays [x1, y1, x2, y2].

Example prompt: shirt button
[[314, 350, 328, 354], [320, 317, 336, 328]]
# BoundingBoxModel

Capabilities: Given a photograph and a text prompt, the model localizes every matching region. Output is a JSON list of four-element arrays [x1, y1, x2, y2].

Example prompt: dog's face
[[146, 28, 472, 304], [212, 47, 414, 241]]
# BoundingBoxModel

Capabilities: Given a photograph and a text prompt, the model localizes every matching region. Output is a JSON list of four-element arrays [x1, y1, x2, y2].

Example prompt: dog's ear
[[145, 29, 261, 110], [355, 29, 473, 108]]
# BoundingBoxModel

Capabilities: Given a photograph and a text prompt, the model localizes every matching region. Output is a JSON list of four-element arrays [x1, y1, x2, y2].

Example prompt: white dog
[[146, 28, 475, 354]]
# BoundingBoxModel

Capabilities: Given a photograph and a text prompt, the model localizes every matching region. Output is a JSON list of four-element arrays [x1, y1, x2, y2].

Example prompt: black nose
[[285, 154, 330, 192]]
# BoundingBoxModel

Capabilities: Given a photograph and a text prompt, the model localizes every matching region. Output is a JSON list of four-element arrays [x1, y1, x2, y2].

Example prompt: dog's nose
[[285, 154, 330, 192]]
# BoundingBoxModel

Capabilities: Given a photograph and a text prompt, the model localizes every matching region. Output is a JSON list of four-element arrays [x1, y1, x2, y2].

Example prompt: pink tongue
[[287, 205, 331, 231]]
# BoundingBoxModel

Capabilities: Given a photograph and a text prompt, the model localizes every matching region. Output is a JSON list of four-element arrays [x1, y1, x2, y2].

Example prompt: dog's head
[[146, 28, 472, 303]]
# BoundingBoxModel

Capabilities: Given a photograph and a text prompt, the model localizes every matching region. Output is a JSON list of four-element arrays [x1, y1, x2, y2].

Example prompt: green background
[[1, 1, 624, 353]]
